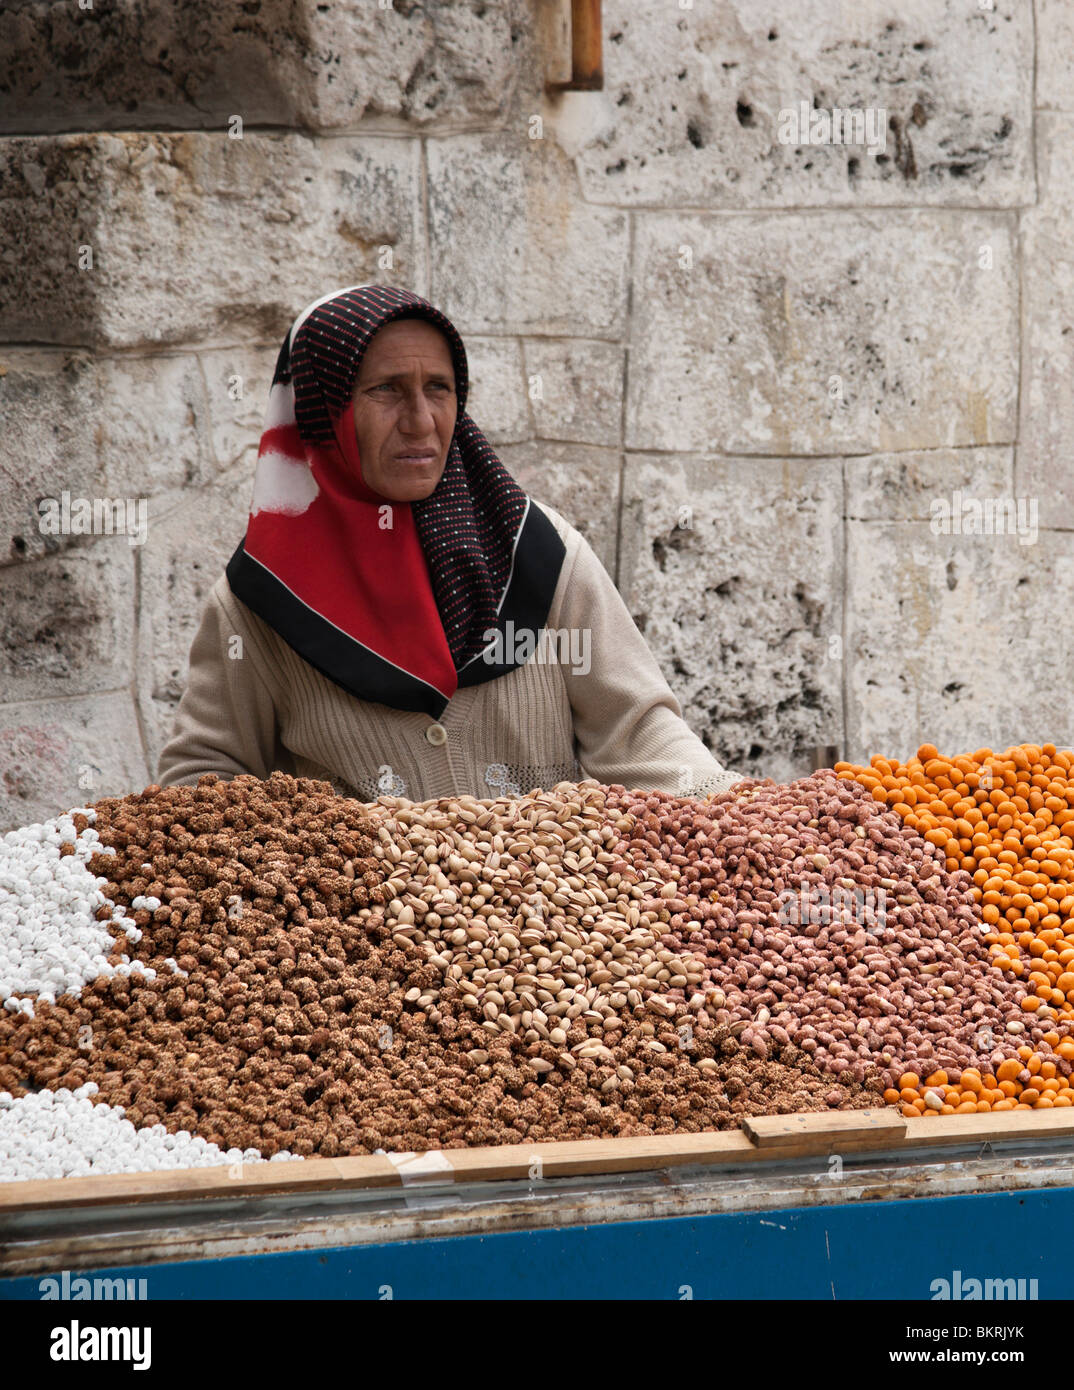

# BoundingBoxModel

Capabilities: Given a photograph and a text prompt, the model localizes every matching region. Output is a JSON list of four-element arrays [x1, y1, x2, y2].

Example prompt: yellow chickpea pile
[[836, 742, 1074, 1115]]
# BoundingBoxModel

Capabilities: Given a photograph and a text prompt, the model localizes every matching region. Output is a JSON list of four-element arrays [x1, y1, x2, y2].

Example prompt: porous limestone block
[[1018, 113, 1074, 530], [0, 693, 149, 832], [0, 133, 425, 347], [497, 441, 620, 575], [626, 210, 1017, 456], [463, 336, 532, 445], [522, 338, 624, 448], [427, 134, 629, 337], [845, 514, 1071, 764], [619, 452, 845, 783], [0, 0, 529, 134], [135, 475, 253, 771], [0, 544, 135, 702], [0, 348, 212, 566], [554, 0, 1032, 210]]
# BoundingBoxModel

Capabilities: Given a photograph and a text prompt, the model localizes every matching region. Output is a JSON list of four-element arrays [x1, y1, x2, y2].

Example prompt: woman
[[158, 283, 741, 803]]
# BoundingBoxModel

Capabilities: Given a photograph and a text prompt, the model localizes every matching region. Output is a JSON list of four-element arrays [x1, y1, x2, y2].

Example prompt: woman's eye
[[370, 383, 452, 393]]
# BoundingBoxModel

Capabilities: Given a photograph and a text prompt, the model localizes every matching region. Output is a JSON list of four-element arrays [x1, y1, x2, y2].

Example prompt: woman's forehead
[[359, 319, 456, 370]]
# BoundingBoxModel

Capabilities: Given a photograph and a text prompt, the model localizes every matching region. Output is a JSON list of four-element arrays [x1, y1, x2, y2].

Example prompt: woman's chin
[[379, 468, 443, 502]]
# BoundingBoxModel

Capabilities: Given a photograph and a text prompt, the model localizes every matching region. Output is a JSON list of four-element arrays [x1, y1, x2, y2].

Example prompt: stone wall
[[0, 0, 1067, 828]]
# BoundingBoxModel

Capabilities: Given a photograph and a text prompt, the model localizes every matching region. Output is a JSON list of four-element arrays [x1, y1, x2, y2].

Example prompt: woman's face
[[350, 318, 458, 501]]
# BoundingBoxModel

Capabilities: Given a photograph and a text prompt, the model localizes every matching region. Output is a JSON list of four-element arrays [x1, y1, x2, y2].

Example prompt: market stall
[[3, 742, 1071, 1298]]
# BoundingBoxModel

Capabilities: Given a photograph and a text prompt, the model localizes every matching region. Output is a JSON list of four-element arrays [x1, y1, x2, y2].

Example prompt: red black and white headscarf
[[226, 284, 566, 718]]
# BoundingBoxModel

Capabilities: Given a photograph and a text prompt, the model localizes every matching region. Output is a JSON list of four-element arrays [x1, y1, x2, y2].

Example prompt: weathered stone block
[[496, 442, 620, 575], [0, 0, 308, 133], [1036, 0, 1074, 112], [135, 473, 255, 771], [0, 692, 149, 832], [0, 348, 215, 567], [1019, 113, 1074, 529], [619, 454, 844, 783], [307, 0, 531, 132], [555, 0, 1033, 209], [626, 211, 1018, 455], [0, 544, 135, 703], [847, 446, 1014, 521], [0, 0, 529, 134], [462, 336, 531, 445], [198, 346, 281, 480], [0, 133, 424, 346], [427, 134, 629, 336], [845, 520, 1074, 764], [0, 138, 99, 341], [99, 353, 215, 500], [0, 350, 100, 568], [522, 338, 623, 447]]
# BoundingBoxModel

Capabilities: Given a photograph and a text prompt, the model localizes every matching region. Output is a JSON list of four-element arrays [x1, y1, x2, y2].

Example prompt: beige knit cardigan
[[157, 499, 741, 803]]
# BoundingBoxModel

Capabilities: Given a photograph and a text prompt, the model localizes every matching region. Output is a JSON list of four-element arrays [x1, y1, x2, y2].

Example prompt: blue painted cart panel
[[0, 1186, 1065, 1300]]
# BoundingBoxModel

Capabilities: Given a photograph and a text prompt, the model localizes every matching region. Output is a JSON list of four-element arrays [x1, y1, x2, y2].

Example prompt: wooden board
[[5, 1108, 1074, 1216], [742, 1108, 906, 1147]]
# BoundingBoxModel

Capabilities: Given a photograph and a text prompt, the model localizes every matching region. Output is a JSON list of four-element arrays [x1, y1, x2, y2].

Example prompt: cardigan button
[[425, 722, 448, 746]]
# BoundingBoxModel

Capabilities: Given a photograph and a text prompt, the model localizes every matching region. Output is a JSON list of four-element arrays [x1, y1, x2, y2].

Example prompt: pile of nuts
[[839, 742, 1074, 1111], [605, 773, 1070, 1090], [6, 754, 1073, 1175], [0, 774, 877, 1170]]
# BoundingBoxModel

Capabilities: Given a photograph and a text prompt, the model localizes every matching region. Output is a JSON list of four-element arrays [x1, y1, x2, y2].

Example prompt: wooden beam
[[569, 0, 603, 89], [546, 0, 602, 92], [4, 1109, 1074, 1216], [743, 1108, 906, 1148]]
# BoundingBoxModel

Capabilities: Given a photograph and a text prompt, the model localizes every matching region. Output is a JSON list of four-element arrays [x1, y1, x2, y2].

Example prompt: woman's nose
[[399, 389, 436, 434]]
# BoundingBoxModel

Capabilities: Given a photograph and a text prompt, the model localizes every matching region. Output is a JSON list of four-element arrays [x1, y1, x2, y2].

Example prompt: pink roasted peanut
[[605, 773, 1074, 1090]]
